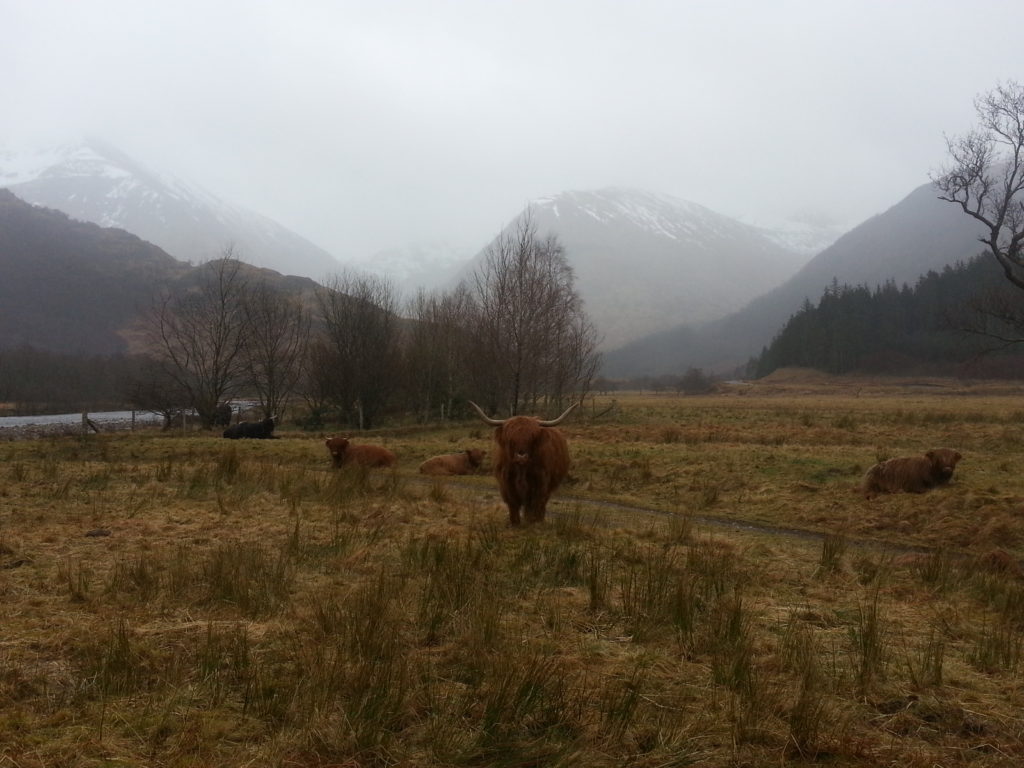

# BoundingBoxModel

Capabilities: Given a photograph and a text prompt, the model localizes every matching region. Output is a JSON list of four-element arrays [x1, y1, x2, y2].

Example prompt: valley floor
[[2, 379, 1023, 766]]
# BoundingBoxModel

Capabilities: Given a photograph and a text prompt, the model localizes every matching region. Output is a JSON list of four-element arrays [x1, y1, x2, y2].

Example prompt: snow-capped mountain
[[461, 188, 816, 349], [0, 139, 342, 280]]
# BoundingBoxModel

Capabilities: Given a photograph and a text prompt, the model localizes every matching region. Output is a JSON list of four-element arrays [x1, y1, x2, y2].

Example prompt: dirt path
[[414, 474, 993, 562]]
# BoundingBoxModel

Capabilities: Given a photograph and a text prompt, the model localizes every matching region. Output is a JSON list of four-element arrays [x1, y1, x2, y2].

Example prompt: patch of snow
[[747, 215, 846, 257]]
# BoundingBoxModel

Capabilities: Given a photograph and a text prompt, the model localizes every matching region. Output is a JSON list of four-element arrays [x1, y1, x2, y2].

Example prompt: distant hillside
[[0, 139, 343, 280], [0, 190, 189, 354], [602, 182, 989, 377], [753, 256, 1023, 378], [455, 188, 820, 349], [0, 190, 321, 356]]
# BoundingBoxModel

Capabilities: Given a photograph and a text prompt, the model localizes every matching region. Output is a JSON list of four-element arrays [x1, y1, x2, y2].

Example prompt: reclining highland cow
[[419, 448, 487, 476], [860, 448, 962, 498], [223, 416, 277, 439], [325, 437, 397, 468]]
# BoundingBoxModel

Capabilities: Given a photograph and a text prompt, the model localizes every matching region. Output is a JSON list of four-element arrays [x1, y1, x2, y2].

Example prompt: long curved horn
[[467, 400, 506, 426], [538, 401, 580, 427]]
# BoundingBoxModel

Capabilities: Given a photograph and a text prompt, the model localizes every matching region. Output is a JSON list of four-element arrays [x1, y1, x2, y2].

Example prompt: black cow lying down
[[223, 417, 277, 439]]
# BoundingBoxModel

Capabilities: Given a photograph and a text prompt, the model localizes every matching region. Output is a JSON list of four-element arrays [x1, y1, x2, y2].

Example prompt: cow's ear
[[954, 451, 962, 461], [925, 450, 935, 460]]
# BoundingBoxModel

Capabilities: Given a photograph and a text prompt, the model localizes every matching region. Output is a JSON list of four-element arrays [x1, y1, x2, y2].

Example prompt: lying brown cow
[[419, 448, 486, 476], [325, 437, 397, 468], [860, 448, 962, 498], [469, 400, 577, 525]]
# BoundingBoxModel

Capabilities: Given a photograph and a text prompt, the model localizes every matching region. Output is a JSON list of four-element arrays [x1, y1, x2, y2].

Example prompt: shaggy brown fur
[[860, 448, 962, 498], [325, 437, 397, 468], [491, 416, 571, 525], [466, 406, 575, 526], [419, 448, 486, 476]]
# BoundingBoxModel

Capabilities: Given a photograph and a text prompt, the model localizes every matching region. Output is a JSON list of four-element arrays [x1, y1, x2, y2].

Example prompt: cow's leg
[[501, 488, 523, 526], [524, 491, 549, 524], [506, 502, 522, 526]]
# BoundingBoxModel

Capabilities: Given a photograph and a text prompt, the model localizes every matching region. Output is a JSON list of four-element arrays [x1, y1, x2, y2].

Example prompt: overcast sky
[[2, 0, 1022, 259]]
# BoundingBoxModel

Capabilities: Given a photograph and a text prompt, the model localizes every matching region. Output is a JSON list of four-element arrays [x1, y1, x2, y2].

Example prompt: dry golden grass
[[2, 380, 1024, 766]]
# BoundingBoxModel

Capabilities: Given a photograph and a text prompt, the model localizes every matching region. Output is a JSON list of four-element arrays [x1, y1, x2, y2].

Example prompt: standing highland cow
[[419, 448, 487, 476], [325, 437, 397, 468], [468, 401, 577, 525], [860, 448, 962, 498]]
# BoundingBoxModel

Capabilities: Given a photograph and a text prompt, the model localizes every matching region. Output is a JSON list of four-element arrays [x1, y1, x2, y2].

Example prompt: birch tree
[[147, 249, 248, 428], [467, 211, 600, 415]]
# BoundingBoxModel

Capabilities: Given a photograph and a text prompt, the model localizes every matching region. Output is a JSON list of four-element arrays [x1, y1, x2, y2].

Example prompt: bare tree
[[240, 280, 310, 419], [467, 211, 600, 415], [315, 271, 400, 429], [297, 339, 337, 428], [146, 248, 248, 428], [123, 356, 193, 429], [403, 284, 474, 420], [934, 81, 1024, 288], [545, 308, 602, 406]]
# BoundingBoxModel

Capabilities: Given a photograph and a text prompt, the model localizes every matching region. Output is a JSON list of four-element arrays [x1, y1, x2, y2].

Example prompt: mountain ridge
[[602, 182, 989, 377], [456, 187, 828, 349]]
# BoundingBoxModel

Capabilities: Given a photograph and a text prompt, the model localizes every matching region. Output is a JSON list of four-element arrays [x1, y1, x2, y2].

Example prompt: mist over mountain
[[0, 139, 343, 280], [350, 240, 475, 298], [5, 137, 969, 376], [602, 182, 989, 377], [750, 211, 848, 259], [457, 188, 827, 349], [0, 139, 845, 351]]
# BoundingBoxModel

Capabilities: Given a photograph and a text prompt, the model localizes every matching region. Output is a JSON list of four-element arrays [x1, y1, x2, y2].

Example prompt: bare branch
[[467, 210, 600, 414], [313, 270, 400, 429], [933, 80, 1024, 291]]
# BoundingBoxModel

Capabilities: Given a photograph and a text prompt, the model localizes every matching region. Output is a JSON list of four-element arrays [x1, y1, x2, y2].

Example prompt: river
[[0, 410, 164, 438]]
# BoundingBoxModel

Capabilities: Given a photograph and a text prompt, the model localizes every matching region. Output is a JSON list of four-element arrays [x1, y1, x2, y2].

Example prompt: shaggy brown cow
[[419, 448, 487, 476], [468, 401, 577, 525], [325, 437, 397, 468], [860, 448, 962, 498]]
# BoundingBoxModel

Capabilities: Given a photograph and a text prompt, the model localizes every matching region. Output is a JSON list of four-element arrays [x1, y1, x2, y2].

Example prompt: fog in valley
[[4, 0, 1023, 262]]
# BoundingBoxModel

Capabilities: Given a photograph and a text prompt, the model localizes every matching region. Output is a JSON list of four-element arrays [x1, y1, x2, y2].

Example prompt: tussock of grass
[[817, 530, 848, 576]]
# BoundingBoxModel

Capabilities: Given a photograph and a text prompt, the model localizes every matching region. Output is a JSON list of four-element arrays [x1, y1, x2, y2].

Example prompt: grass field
[[2, 376, 1024, 766]]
